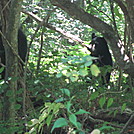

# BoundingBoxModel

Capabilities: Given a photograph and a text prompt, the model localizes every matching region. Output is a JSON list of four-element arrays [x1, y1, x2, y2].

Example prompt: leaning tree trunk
[[50, 0, 134, 81]]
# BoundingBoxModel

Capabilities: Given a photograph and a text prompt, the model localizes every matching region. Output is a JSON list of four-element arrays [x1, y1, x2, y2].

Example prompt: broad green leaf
[[99, 96, 106, 108], [71, 70, 78, 76], [70, 76, 78, 82], [51, 118, 68, 133], [56, 72, 62, 78], [60, 88, 70, 97], [75, 109, 90, 115], [79, 131, 85, 134], [84, 61, 92, 67], [79, 68, 88, 76], [76, 122, 82, 129], [90, 64, 100, 77], [107, 98, 113, 108], [69, 114, 78, 127]]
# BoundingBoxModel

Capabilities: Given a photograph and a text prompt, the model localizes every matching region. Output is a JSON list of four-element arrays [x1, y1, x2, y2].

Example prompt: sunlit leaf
[[56, 72, 62, 78], [70, 76, 78, 82], [79, 68, 88, 76], [84, 61, 92, 67], [90, 64, 100, 77], [91, 129, 100, 134]]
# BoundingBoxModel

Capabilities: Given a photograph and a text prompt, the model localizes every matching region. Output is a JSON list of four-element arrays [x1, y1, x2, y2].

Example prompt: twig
[[120, 112, 134, 134]]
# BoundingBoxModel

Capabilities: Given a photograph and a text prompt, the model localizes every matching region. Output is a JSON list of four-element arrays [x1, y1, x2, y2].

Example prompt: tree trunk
[[1, 0, 23, 132]]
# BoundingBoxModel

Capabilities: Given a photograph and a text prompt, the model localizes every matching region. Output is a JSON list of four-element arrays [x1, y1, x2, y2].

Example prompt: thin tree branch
[[120, 112, 134, 134]]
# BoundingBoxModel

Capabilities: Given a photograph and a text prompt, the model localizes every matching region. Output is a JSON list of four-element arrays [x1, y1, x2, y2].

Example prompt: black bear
[[88, 33, 113, 84], [0, 26, 27, 79]]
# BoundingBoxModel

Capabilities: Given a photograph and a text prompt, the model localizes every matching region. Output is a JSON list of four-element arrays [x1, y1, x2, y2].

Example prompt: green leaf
[[114, 110, 118, 117], [100, 125, 114, 131], [66, 101, 72, 113], [107, 98, 113, 108], [65, 72, 71, 77], [51, 118, 68, 133], [76, 122, 82, 129], [47, 103, 55, 114], [53, 103, 64, 113], [70, 76, 78, 82], [79, 131, 85, 134], [69, 114, 78, 127], [90, 92, 99, 100], [6, 90, 13, 97], [14, 104, 21, 110], [84, 61, 92, 67], [60, 88, 70, 97], [91, 129, 100, 134], [79, 69, 88, 76], [90, 64, 100, 77], [75, 109, 90, 115], [0, 67, 4, 73], [55, 97, 65, 103], [38, 123, 44, 134], [99, 96, 106, 109], [121, 103, 126, 113], [56, 72, 62, 78], [39, 111, 48, 122], [114, 5, 122, 19], [46, 114, 53, 126]]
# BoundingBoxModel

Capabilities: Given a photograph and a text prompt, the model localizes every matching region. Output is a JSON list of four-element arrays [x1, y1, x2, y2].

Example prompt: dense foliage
[[0, 0, 134, 134]]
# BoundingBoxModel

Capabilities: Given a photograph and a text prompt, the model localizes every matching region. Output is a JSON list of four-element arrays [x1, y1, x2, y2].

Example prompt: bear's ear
[[92, 33, 96, 39]]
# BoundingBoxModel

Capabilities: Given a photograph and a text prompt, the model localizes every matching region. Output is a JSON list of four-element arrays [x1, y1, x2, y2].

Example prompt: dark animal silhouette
[[88, 33, 113, 84], [0, 26, 27, 79]]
